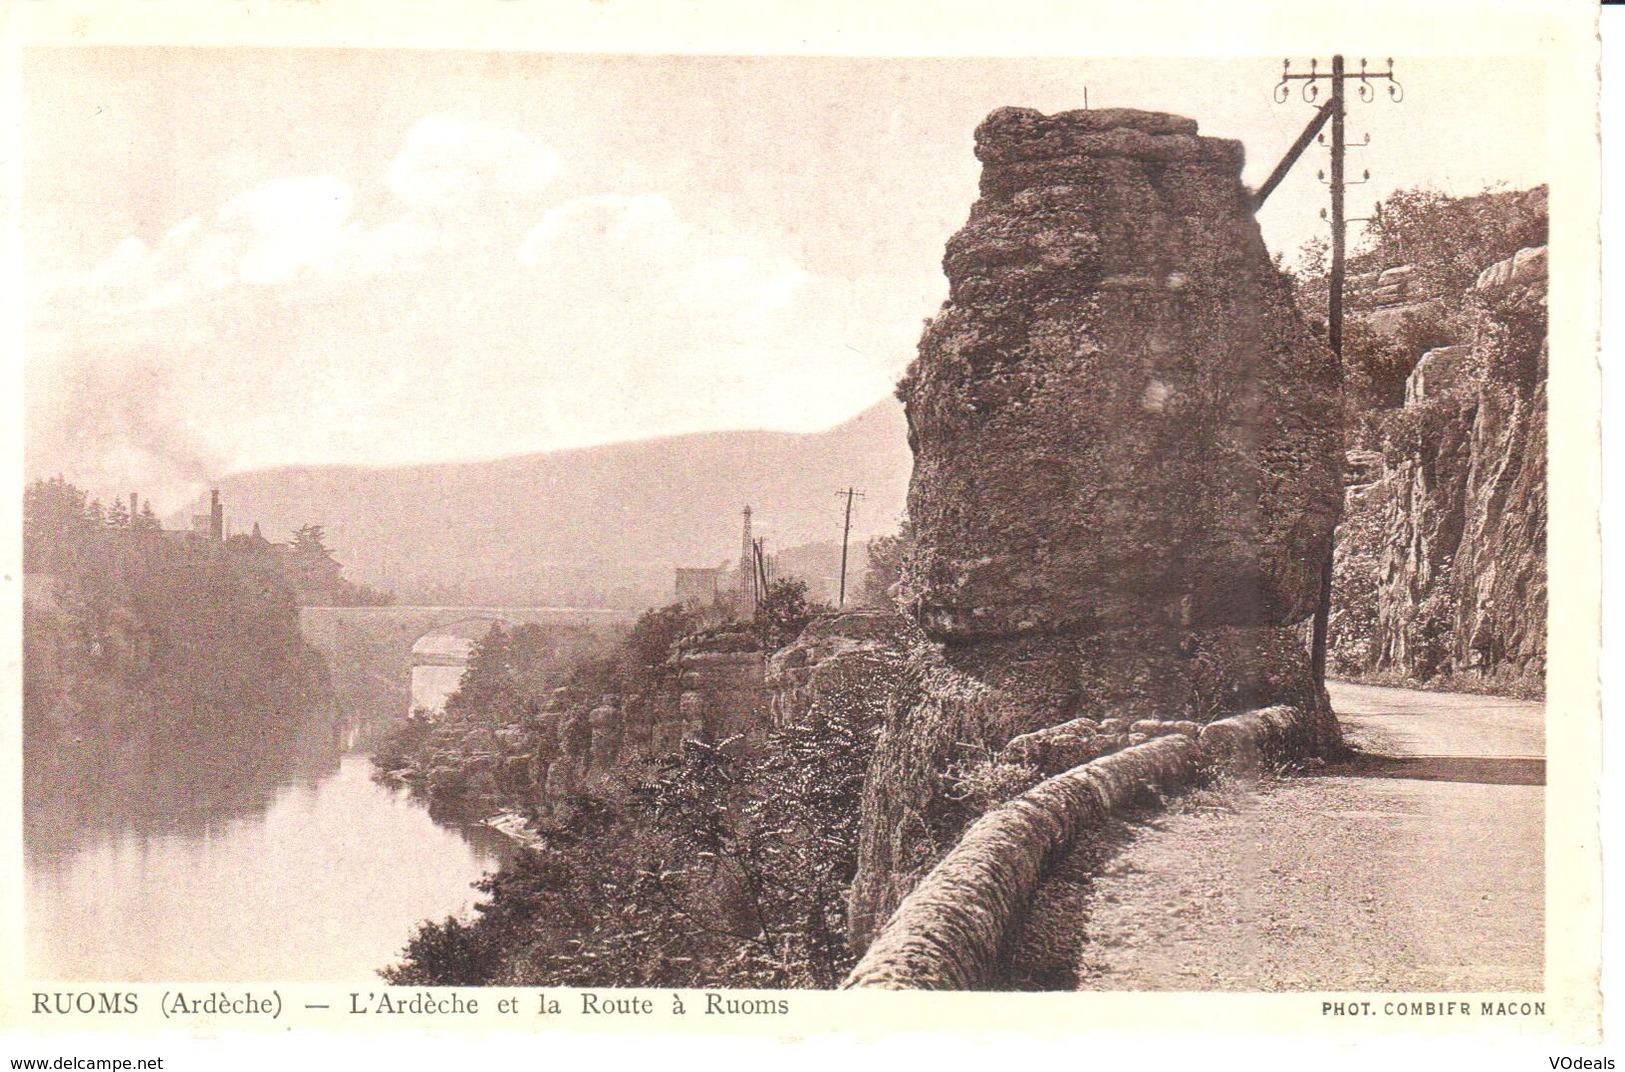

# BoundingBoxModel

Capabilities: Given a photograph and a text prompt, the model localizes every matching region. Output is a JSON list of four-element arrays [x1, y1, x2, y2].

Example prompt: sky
[[22, 49, 1547, 511]]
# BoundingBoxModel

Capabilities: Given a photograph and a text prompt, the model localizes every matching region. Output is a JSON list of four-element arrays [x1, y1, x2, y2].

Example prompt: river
[[25, 751, 514, 982]]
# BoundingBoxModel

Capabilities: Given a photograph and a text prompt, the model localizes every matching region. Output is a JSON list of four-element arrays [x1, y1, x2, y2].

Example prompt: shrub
[[943, 747, 1043, 816], [756, 578, 831, 649], [381, 688, 877, 989]]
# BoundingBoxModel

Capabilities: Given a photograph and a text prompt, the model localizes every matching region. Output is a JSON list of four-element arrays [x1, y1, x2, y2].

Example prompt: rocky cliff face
[[849, 107, 1345, 945], [535, 648, 770, 800], [398, 628, 773, 816], [1331, 245, 1546, 695], [766, 611, 916, 732], [430, 611, 927, 815]]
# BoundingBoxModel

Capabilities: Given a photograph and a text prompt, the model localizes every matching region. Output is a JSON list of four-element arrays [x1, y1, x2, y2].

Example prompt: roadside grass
[[1160, 771, 1252, 818], [1330, 670, 1542, 702]]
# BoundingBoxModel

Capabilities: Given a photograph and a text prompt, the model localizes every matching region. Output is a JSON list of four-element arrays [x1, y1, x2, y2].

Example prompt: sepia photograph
[[3, 0, 1604, 1061]]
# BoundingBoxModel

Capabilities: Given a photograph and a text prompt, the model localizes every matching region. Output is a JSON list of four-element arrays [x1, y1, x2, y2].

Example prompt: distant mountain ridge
[[193, 398, 912, 608]]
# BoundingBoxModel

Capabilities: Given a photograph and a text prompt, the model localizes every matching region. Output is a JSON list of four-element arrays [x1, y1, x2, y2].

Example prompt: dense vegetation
[[1290, 184, 1547, 431], [374, 570, 865, 987], [368, 618, 619, 809], [859, 519, 911, 610], [383, 711, 868, 988], [22, 477, 338, 849]]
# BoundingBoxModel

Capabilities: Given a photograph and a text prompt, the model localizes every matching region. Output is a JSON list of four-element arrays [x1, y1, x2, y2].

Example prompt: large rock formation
[[533, 645, 770, 805], [851, 108, 1344, 945], [766, 610, 915, 731], [899, 107, 1342, 720], [902, 107, 1339, 637]]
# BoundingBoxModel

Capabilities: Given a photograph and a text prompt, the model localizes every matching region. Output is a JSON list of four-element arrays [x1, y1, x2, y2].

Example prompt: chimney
[[129, 492, 138, 521], [210, 489, 223, 541]]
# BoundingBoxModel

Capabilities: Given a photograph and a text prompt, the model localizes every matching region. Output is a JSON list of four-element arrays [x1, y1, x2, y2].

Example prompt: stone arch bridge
[[298, 605, 629, 740]]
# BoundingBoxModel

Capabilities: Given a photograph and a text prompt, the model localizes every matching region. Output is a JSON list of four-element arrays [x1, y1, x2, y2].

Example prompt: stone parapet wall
[[843, 704, 1323, 990]]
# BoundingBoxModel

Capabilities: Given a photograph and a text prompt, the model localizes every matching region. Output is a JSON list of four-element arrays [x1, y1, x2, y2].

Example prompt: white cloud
[[88, 235, 155, 289], [385, 116, 561, 212], [519, 193, 810, 316], [39, 176, 357, 313], [317, 215, 440, 283], [216, 176, 353, 285], [27, 119, 930, 509]]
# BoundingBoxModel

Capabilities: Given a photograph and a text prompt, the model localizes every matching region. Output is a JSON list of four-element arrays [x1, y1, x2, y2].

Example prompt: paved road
[[1329, 680, 1544, 758], [1068, 682, 1544, 992]]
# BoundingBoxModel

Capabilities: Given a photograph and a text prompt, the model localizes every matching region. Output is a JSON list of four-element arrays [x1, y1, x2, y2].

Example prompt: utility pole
[[1328, 55, 1349, 364], [1266, 55, 1402, 687], [754, 537, 769, 604], [1266, 55, 1401, 365], [835, 487, 865, 607]]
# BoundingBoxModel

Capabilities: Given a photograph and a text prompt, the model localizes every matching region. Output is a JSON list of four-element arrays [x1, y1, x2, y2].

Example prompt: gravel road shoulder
[[1068, 767, 1543, 992]]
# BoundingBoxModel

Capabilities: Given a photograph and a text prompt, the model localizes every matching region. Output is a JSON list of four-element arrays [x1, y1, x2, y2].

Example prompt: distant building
[[674, 567, 721, 608], [187, 489, 225, 540], [673, 504, 762, 619]]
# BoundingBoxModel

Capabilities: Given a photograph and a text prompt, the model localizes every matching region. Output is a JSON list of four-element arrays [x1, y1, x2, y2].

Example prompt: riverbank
[[373, 762, 543, 850], [480, 810, 544, 849]]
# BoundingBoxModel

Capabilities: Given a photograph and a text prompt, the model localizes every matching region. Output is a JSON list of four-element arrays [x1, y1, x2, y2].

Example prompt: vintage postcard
[[0, 0, 1604, 1065]]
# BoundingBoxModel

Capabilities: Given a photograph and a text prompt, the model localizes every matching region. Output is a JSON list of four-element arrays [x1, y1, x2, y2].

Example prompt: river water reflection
[[26, 752, 513, 982]]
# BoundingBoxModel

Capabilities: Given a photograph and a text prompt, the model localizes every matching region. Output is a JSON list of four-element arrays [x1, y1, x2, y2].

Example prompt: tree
[[861, 519, 912, 609], [756, 578, 829, 649], [283, 524, 344, 604], [383, 914, 498, 986], [1340, 317, 1418, 412], [629, 704, 871, 985], [1295, 234, 1329, 279], [382, 795, 694, 987], [279, 523, 394, 606], [23, 477, 94, 573], [444, 623, 523, 726], [373, 708, 434, 772], [1363, 185, 1546, 298], [746, 702, 871, 984], [627, 603, 699, 672], [133, 502, 162, 534]]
